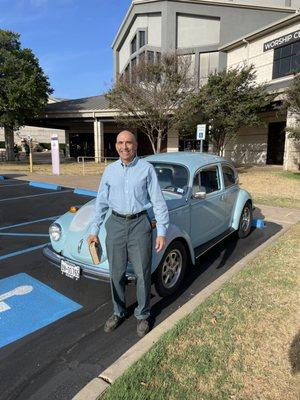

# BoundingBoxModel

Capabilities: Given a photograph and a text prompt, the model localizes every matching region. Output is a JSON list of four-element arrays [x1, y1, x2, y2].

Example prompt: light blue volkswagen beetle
[[43, 152, 253, 297]]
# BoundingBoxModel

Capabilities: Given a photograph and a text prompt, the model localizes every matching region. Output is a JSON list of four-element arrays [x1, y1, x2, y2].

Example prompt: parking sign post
[[51, 134, 60, 175], [196, 124, 206, 152]]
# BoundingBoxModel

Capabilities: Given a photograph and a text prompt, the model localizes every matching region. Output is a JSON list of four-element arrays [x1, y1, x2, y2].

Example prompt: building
[[220, 12, 300, 170], [28, 0, 300, 168]]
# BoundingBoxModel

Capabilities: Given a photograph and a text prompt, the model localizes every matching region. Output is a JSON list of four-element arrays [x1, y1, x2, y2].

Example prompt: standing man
[[88, 131, 169, 338]]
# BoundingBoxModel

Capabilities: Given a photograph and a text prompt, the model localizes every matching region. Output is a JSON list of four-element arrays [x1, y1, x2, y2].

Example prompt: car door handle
[[220, 194, 225, 201]]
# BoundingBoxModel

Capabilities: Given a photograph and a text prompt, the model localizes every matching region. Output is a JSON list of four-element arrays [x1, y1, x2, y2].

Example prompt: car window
[[223, 165, 237, 187], [193, 166, 221, 195], [150, 162, 189, 195]]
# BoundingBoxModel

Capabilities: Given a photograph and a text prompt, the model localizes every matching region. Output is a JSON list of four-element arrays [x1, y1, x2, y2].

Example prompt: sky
[[0, 0, 132, 99]]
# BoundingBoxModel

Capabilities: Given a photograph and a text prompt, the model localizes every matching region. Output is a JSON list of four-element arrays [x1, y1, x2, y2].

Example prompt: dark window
[[139, 51, 145, 63], [222, 165, 236, 187], [139, 31, 146, 48], [156, 52, 161, 64], [272, 41, 300, 79], [131, 35, 137, 54], [147, 51, 154, 64], [131, 57, 137, 68], [193, 166, 220, 195]]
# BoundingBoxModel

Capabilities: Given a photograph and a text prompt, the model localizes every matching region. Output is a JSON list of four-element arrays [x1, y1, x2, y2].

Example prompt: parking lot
[[0, 178, 282, 400]]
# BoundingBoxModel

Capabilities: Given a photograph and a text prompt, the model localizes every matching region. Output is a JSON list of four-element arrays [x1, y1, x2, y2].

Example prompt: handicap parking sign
[[0, 273, 82, 349]]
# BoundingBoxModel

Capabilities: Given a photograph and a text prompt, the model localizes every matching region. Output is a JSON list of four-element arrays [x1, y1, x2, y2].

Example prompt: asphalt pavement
[[0, 174, 298, 400]]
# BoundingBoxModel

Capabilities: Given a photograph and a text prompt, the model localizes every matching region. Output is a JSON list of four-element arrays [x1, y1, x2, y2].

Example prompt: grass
[[101, 223, 300, 400], [238, 167, 300, 209]]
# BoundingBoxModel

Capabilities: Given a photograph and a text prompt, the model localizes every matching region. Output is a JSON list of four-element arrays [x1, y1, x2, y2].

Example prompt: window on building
[[147, 51, 155, 64], [131, 35, 137, 54], [273, 41, 300, 79], [139, 30, 146, 48], [156, 52, 161, 64], [199, 52, 219, 86]]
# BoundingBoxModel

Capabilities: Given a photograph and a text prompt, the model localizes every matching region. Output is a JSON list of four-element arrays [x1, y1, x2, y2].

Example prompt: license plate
[[61, 260, 81, 280]]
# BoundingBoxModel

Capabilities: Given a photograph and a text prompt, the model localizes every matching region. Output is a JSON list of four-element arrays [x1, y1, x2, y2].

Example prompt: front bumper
[[43, 244, 136, 283]]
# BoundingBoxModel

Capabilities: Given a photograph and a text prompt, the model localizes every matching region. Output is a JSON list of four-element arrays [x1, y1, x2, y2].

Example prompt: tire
[[154, 240, 187, 297], [237, 201, 253, 238]]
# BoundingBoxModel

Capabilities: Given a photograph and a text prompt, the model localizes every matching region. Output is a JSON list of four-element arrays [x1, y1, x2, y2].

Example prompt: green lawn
[[101, 223, 300, 400]]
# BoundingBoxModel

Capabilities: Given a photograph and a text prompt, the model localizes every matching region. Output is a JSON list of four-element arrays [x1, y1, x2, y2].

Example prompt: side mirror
[[192, 191, 206, 200]]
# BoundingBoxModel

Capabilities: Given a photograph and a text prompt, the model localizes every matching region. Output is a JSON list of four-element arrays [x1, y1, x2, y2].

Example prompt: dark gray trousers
[[105, 213, 152, 320]]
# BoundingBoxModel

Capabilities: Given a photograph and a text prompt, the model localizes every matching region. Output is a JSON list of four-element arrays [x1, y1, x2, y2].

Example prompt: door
[[267, 122, 286, 165], [222, 164, 239, 228], [190, 165, 226, 247]]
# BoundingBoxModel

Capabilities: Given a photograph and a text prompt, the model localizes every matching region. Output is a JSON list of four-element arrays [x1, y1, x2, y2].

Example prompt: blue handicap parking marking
[[0, 273, 82, 349]]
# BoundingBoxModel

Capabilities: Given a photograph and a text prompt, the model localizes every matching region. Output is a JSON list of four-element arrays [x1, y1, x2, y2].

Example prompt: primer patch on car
[[69, 204, 94, 232]]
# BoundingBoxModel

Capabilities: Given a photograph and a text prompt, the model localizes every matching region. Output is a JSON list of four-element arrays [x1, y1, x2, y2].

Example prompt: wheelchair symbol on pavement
[[0, 285, 33, 313]]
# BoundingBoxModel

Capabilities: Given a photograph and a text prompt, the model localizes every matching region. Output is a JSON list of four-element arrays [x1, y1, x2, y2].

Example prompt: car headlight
[[49, 223, 62, 241]]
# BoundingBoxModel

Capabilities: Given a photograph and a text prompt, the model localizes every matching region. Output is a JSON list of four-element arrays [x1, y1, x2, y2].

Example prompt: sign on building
[[264, 29, 300, 52]]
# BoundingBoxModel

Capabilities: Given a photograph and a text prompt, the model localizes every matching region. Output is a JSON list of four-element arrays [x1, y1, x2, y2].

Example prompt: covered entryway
[[267, 121, 286, 165]]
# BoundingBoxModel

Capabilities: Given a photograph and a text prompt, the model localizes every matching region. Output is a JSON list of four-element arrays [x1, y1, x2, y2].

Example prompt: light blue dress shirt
[[90, 156, 169, 237]]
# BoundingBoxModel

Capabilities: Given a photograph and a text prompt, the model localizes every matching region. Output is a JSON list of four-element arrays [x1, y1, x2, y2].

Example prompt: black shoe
[[104, 314, 124, 333], [137, 319, 150, 338]]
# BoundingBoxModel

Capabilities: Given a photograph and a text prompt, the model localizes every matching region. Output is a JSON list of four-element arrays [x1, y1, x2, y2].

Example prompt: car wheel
[[237, 201, 253, 238], [154, 241, 187, 297]]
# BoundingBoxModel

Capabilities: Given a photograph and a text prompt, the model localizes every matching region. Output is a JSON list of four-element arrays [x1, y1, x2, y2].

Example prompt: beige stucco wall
[[118, 14, 162, 72], [0, 126, 65, 146], [177, 15, 220, 48], [224, 113, 287, 165]]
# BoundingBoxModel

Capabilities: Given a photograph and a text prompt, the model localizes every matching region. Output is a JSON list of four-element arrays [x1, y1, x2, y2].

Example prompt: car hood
[[51, 192, 187, 266]]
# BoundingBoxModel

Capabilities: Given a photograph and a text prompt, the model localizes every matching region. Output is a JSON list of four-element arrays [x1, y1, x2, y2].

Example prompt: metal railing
[[77, 156, 118, 175]]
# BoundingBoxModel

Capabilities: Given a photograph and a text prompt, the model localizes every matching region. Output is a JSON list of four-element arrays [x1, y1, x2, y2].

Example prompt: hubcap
[[241, 206, 251, 232], [161, 249, 183, 289]]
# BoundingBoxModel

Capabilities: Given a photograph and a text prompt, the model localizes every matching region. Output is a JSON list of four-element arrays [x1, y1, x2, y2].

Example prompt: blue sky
[[0, 0, 132, 99]]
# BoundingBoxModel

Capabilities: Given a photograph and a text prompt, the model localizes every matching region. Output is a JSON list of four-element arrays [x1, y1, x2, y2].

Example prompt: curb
[[72, 222, 293, 400], [74, 188, 97, 197], [29, 181, 61, 191]]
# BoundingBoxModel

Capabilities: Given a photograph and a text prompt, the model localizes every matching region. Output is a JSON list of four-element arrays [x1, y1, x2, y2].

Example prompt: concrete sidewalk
[[1, 170, 300, 225]]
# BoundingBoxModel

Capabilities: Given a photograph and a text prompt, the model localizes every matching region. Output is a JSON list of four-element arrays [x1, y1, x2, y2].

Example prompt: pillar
[[94, 119, 104, 163], [284, 110, 300, 171], [65, 131, 70, 158], [167, 128, 179, 152]]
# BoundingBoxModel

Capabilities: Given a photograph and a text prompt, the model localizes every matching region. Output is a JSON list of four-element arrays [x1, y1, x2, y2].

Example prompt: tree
[[106, 53, 195, 153], [0, 30, 52, 161], [285, 73, 300, 140], [177, 65, 275, 156]]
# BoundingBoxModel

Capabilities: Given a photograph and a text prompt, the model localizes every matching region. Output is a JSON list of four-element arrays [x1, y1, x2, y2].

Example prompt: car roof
[[145, 152, 230, 173]]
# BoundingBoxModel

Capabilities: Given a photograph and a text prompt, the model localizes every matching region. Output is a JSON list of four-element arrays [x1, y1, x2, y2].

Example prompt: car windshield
[[150, 162, 189, 195]]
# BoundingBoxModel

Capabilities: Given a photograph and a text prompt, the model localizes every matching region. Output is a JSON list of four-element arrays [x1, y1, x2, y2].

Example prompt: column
[[167, 128, 179, 152], [94, 119, 104, 163], [65, 131, 70, 158], [284, 110, 300, 171]]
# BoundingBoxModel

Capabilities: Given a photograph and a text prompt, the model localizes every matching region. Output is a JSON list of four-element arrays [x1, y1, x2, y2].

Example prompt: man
[[88, 131, 169, 338]]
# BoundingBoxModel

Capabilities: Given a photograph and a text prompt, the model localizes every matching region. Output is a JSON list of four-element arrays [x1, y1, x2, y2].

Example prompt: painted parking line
[[0, 243, 49, 261], [0, 190, 73, 203], [0, 273, 82, 348], [0, 216, 60, 231], [0, 233, 49, 237], [0, 183, 28, 188]]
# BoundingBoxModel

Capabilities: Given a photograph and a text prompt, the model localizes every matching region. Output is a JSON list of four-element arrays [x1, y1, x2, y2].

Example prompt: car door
[[190, 164, 227, 247], [221, 164, 239, 228]]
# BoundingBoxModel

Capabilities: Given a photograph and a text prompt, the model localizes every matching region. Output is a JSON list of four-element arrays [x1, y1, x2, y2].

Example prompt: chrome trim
[[43, 245, 136, 283], [195, 229, 235, 259]]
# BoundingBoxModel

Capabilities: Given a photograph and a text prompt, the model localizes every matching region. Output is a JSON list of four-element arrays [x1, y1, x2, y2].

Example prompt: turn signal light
[[69, 206, 79, 213]]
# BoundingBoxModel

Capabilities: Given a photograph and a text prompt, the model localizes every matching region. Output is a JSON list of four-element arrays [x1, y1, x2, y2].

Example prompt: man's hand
[[88, 234, 99, 246], [155, 236, 166, 252]]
